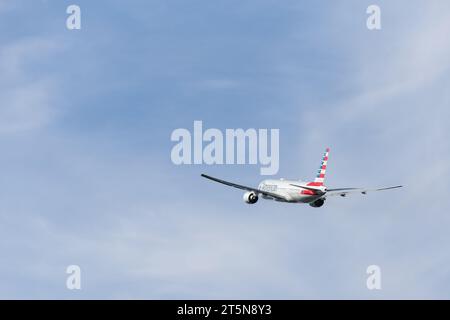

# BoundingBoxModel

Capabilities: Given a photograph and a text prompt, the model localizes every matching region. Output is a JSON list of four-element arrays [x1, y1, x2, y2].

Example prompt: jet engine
[[309, 198, 325, 208], [243, 191, 258, 204]]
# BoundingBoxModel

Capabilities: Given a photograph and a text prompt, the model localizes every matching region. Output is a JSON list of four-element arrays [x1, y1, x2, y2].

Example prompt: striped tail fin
[[311, 148, 329, 186]]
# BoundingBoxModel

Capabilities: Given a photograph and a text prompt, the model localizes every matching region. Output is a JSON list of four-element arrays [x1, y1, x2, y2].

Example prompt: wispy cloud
[[289, 1, 450, 298], [1, 1, 450, 299], [0, 38, 61, 134]]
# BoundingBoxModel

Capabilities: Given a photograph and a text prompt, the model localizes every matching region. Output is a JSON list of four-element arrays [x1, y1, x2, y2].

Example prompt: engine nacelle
[[309, 198, 325, 208], [243, 191, 258, 204]]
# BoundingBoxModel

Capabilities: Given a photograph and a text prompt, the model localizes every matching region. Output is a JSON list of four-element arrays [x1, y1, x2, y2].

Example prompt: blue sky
[[0, 0, 449, 299]]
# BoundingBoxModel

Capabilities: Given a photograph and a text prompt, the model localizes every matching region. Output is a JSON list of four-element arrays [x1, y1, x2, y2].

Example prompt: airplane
[[201, 148, 402, 207]]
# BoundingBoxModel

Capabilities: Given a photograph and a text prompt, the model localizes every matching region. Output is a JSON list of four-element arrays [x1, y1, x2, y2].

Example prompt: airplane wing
[[325, 185, 403, 197], [201, 174, 288, 201]]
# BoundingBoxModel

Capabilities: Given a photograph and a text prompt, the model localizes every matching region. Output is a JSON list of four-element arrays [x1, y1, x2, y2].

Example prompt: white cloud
[[0, 38, 60, 134], [289, 2, 450, 298], [2, 1, 450, 299], [0, 80, 57, 133]]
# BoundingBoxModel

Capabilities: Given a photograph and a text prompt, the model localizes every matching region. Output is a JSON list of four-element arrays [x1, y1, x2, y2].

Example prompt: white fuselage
[[258, 179, 323, 203]]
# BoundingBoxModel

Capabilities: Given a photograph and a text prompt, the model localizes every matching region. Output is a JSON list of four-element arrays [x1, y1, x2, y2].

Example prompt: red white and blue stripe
[[308, 148, 329, 187]]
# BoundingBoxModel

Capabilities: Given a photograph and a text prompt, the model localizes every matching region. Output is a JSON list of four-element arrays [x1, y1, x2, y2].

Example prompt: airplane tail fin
[[309, 148, 329, 186]]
